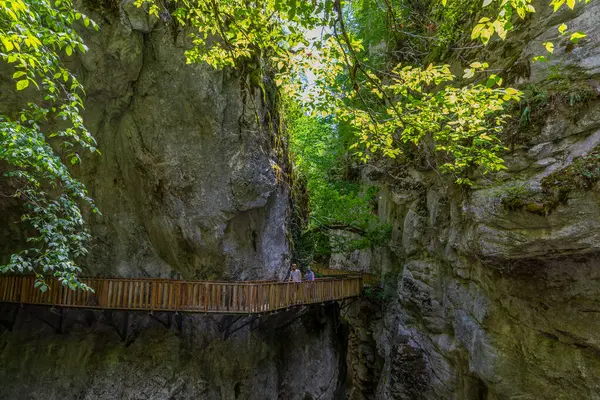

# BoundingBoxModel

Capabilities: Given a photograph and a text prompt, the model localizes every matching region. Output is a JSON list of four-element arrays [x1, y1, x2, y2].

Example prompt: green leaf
[[16, 80, 29, 91], [494, 20, 507, 39], [486, 74, 502, 88], [544, 42, 555, 54], [471, 24, 485, 40], [552, 0, 565, 11], [480, 29, 492, 45], [12, 71, 27, 79], [558, 23, 568, 34], [570, 32, 587, 43], [566, 0, 575, 9], [1, 38, 14, 51]]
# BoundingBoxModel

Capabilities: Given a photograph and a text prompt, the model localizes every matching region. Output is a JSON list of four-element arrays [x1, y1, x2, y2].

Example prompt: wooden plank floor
[[0, 275, 363, 314]]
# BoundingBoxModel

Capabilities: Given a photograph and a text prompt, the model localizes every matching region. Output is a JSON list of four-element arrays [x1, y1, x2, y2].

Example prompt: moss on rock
[[541, 149, 600, 205]]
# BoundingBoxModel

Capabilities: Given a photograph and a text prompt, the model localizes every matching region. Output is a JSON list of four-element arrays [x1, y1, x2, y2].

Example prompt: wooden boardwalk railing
[[0, 275, 363, 314], [313, 267, 379, 286]]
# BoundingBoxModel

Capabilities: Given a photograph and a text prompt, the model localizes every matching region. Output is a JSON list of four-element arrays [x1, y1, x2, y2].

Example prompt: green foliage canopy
[[135, 0, 591, 262], [288, 105, 390, 259], [135, 0, 552, 184], [0, 0, 99, 290], [0, 0, 591, 287]]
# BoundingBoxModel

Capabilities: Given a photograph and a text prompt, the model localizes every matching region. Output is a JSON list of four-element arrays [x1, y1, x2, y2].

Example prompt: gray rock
[[122, 0, 159, 33], [0, 305, 345, 400], [66, 1, 290, 280], [342, 3, 600, 398]]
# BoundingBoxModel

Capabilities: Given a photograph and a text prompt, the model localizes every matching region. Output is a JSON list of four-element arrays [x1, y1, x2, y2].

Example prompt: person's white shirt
[[290, 269, 302, 283]]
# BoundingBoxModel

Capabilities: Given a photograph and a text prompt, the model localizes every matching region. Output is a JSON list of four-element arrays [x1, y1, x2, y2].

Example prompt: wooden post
[[204, 283, 209, 312]]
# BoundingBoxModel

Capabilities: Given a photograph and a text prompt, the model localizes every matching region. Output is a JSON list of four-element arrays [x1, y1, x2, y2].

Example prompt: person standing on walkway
[[305, 266, 315, 281], [305, 266, 316, 301], [289, 263, 302, 304], [289, 264, 302, 283]]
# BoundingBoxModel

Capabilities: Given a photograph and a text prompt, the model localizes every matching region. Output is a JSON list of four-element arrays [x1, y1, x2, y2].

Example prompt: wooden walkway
[[313, 267, 379, 286], [0, 275, 363, 314]]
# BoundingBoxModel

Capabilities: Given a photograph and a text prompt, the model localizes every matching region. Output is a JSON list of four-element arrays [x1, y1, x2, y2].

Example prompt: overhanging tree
[[0, 0, 99, 291]]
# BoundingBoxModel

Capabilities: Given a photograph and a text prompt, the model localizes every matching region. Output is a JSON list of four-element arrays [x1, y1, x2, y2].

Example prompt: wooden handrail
[[0, 275, 363, 314], [313, 267, 379, 286]]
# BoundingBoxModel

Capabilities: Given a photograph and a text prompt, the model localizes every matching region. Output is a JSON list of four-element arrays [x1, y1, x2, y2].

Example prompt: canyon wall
[[0, 303, 346, 400], [343, 1, 600, 399], [75, 0, 291, 281], [0, 2, 344, 400], [3, 1, 600, 399], [0, 0, 290, 281]]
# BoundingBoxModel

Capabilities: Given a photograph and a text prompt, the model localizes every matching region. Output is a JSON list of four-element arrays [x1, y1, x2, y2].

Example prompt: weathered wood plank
[[0, 275, 363, 313]]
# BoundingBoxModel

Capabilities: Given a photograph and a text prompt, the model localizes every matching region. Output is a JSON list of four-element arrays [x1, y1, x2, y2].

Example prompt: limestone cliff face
[[0, 304, 346, 400], [3, 1, 600, 399], [0, 2, 337, 400], [70, 0, 289, 280], [343, 2, 600, 399]]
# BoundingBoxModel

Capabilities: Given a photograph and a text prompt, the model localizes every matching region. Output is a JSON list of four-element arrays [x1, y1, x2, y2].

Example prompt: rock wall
[[3, 1, 600, 399], [0, 2, 332, 399], [73, 0, 291, 280], [0, 303, 346, 400], [0, 0, 290, 280], [343, 1, 600, 399]]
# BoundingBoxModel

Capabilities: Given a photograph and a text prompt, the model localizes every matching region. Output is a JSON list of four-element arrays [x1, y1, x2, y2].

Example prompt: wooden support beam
[[103, 310, 129, 341], [0, 304, 20, 331], [24, 306, 62, 333], [149, 312, 171, 328], [175, 312, 182, 332]]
